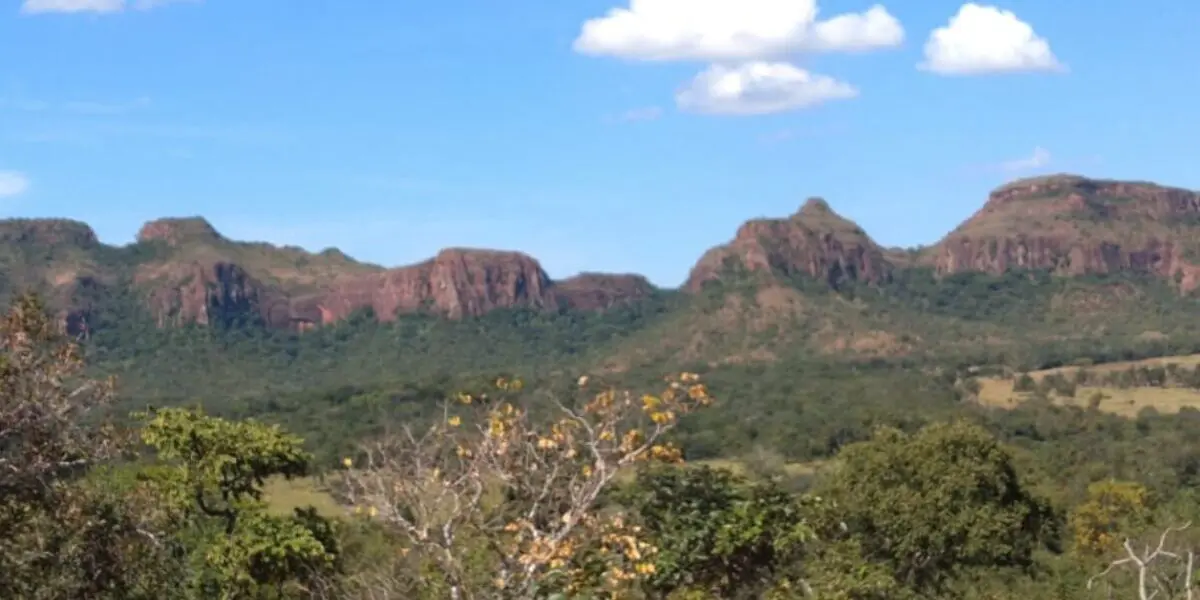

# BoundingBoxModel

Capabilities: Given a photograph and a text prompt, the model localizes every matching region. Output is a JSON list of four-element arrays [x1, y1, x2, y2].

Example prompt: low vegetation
[[977, 354, 1200, 416], [10, 286, 1200, 599]]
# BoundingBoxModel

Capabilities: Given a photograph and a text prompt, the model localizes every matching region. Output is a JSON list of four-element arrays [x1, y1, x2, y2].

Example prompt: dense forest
[[8, 255, 1200, 599]]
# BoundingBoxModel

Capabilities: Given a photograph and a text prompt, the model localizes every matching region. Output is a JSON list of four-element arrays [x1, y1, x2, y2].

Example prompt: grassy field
[[262, 476, 344, 517], [693, 458, 825, 478], [263, 457, 825, 518], [976, 353, 1200, 417]]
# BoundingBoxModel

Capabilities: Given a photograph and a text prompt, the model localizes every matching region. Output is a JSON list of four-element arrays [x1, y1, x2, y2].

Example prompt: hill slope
[[5, 173, 1200, 397]]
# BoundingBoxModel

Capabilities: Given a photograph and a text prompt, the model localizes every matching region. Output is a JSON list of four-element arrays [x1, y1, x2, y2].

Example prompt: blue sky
[[0, 0, 1197, 286]]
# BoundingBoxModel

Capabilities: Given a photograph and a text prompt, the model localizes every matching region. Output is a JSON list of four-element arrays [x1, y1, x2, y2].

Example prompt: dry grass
[[262, 476, 345, 517], [693, 458, 825, 479], [976, 353, 1200, 417]]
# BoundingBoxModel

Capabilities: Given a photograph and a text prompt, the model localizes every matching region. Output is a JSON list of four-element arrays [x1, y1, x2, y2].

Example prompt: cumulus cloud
[[1000, 146, 1051, 171], [921, 3, 1063, 75], [676, 62, 856, 115], [574, 0, 903, 61], [0, 171, 31, 198], [20, 0, 191, 14]]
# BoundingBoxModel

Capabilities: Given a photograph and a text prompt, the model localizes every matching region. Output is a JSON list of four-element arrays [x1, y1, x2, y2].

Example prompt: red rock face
[[685, 200, 893, 292], [927, 175, 1200, 289], [554, 273, 656, 311], [136, 261, 289, 328], [136, 217, 224, 246], [290, 249, 557, 324], [23, 174, 1200, 333]]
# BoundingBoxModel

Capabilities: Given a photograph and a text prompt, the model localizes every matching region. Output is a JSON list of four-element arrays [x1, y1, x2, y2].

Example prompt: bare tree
[[0, 293, 175, 598], [1088, 522, 1195, 600], [336, 373, 713, 599]]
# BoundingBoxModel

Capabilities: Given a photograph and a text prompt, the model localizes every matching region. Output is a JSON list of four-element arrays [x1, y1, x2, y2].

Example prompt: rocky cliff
[[0, 216, 662, 331], [923, 174, 1200, 289], [8, 174, 1200, 334], [685, 197, 892, 291]]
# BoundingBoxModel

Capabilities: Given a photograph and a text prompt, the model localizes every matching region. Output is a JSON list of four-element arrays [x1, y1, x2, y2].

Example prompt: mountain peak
[[0, 218, 98, 247], [926, 175, 1200, 288], [137, 217, 224, 246], [686, 199, 891, 292], [798, 196, 833, 215]]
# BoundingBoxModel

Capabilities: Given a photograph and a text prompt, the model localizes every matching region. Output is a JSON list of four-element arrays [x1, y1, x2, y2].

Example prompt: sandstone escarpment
[[554, 273, 656, 311], [0, 218, 100, 248], [926, 175, 1200, 289], [293, 248, 557, 325], [137, 217, 225, 247], [135, 261, 289, 328], [686, 197, 892, 291]]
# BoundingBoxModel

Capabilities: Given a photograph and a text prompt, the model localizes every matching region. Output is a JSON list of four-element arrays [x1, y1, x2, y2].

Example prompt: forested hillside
[[10, 175, 1200, 598]]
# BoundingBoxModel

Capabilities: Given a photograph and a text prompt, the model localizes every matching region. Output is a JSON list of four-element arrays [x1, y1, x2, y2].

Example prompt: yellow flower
[[447, 415, 462, 427], [641, 394, 660, 411], [368, 506, 378, 517], [342, 457, 352, 468]]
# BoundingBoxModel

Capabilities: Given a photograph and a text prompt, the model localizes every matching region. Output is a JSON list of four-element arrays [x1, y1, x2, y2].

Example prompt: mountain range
[[7, 173, 1200, 374]]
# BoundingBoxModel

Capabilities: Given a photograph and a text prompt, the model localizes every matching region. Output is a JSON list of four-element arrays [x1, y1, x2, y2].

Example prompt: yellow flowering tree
[[336, 373, 711, 599]]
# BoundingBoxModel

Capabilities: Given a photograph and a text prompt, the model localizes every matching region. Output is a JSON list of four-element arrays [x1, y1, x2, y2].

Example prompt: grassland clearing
[[976, 353, 1200, 417], [263, 476, 344, 517]]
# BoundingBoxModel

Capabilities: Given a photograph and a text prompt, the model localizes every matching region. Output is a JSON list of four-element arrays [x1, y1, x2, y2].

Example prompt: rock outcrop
[[137, 217, 225, 247], [290, 249, 557, 325], [554, 273, 656, 311], [12, 173, 1200, 335], [925, 175, 1200, 289], [0, 218, 100, 248], [135, 261, 290, 328], [685, 197, 892, 291]]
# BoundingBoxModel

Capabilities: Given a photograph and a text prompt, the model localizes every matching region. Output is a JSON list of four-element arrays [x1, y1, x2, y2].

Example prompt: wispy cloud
[[19, 0, 195, 14], [0, 97, 50, 111], [0, 94, 151, 115], [757, 122, 849, 144], [609, 106, 663, 123], [7, 121, 291, 147], [61, 96, 152, 115], [0, 171, 31, 198], [1000, 146, 1051, 172]]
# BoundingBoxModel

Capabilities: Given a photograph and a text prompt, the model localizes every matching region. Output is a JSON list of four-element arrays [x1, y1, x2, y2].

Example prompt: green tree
[[812, 421, 1061, 594], [1069, 480, 1154, 557], [1013, 374, 1036, 393], [0, 292, 179, 599], [137, 407, 341, 599], [619, 465, 813, 598]]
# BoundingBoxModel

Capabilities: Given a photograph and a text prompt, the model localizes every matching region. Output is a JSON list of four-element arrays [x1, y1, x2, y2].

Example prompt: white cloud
[[574, 0, 903, 61], [676, 62, 856, 115], [920, 3, 1063, 75], [21, 0, 123, 13], [1000, 146, 1051, 171], [0, 171, 31, 198], [20, 0, 192, 14]]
